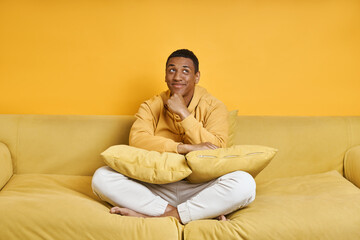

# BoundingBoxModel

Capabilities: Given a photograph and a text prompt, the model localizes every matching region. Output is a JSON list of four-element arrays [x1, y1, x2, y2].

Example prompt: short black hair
[[166, 49, 199, 73]]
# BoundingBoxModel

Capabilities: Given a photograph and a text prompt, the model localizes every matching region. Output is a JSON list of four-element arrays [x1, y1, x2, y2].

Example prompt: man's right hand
[[164, 93, 191, 120], [177, 142, 219, 155]]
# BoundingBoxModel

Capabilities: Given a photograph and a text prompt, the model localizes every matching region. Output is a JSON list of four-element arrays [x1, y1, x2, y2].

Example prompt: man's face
[[165, 57, 200, 100]]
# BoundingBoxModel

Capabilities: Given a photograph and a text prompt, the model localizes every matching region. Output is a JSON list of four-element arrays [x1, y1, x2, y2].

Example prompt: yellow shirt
[[129, 86, 228, 153]]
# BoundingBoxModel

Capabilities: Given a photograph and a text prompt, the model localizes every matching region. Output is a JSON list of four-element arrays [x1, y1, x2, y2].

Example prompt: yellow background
[[0, 0, 359, 116]]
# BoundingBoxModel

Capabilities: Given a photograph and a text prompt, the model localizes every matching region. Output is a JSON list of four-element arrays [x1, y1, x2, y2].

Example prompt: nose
[[174, 70, 182, 81]]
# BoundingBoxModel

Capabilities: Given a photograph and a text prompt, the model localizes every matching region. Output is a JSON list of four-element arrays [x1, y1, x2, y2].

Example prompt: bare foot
[[217, 215, 228, 221], [110, 205, 181, 223], [110, 205, 227, 223], [110, 207, 149, 218], [162, 205, 181, 222]]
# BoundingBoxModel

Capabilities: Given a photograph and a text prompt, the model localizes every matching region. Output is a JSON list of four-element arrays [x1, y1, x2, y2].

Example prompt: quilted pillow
[[101, 145, 192, 184], [186, 145, 277, 183]]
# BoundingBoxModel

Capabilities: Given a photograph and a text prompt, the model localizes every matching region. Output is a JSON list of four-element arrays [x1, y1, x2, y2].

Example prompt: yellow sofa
[[1, 114, 360, 240]]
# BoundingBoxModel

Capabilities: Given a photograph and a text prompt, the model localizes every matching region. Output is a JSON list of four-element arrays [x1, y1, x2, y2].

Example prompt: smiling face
[[165, 57, 200, 104]]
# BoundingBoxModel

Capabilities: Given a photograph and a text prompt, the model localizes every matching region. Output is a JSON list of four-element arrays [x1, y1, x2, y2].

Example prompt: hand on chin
[[169, 86, 185, 96], [165, 93, 190, 120]]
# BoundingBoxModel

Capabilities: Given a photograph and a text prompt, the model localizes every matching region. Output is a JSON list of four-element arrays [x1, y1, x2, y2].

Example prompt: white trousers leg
[[92, 166, 256, 224], [92, 166, 168, 216], [176, 171, 256, 224]]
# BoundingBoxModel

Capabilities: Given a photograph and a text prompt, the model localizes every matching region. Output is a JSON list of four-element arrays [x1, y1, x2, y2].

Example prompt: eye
[[169, 69, 175, 73], [183, 69, 189, 73]]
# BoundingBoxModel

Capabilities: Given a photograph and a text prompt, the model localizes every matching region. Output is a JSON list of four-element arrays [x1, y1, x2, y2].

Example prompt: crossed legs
[[92, 166, 256, 224]]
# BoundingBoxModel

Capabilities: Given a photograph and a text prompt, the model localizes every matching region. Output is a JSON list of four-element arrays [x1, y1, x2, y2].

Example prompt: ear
[[195, 71, 200, 84]]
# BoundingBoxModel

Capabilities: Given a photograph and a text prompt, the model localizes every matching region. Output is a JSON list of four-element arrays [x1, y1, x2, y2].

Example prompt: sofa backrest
[[1, 114, 359, 180], [234, 116, 360, 183], [0, 114, 135, 176]]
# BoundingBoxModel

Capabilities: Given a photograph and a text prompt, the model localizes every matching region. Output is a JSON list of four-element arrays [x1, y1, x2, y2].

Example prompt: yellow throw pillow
[[101, 145, 192, 184], [186, 145, 277, 183]]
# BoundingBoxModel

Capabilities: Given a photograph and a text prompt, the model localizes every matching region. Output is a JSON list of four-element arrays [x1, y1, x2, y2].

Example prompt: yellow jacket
[[129, 86, 228, 153]]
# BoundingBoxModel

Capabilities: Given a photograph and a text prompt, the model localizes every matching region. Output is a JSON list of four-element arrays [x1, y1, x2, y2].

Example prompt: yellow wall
[[0, 0, 359, 116]]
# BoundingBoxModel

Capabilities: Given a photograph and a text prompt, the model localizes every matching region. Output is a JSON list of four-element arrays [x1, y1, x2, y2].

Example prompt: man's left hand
[[177, 142, 219, 154]]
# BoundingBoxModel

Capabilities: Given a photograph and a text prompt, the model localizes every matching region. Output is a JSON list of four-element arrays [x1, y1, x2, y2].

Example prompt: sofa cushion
[[101, 145, 192, 184], [0, 142, 12, 190], [344, 145, 360, 188], [0, 114, 136, 176], [185, 145, 277, 183], [233, 116, 360, 183], [184, 171, 360, 240], [0, 174, 183, 240]]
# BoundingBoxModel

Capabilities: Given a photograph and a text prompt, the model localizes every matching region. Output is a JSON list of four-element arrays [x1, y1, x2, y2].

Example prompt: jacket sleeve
[[129, 102, 179, 153], [181, 101, 228, 148]]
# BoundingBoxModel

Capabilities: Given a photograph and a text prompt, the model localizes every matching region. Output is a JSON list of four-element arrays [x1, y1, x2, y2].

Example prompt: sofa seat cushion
[[184, 171, 360, 240], [0, 174, 183, 240]]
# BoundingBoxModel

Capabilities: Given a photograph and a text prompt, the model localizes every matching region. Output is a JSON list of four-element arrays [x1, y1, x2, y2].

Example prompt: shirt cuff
[[164, 141, 180, 153]]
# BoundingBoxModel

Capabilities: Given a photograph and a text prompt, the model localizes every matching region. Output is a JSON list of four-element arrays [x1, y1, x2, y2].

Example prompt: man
[[92, 49, 256, 224]]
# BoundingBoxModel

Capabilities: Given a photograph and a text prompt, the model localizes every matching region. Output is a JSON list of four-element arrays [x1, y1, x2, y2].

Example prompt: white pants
[[92, 166, 256, 224]]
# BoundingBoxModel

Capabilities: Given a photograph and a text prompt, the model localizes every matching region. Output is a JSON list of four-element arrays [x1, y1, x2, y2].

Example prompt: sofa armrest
[[0, 142, 13, 190], [344, 145, 360, 188]]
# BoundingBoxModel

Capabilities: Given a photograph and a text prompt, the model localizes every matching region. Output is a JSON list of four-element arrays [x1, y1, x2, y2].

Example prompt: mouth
[[171, 83, 186, 89]]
